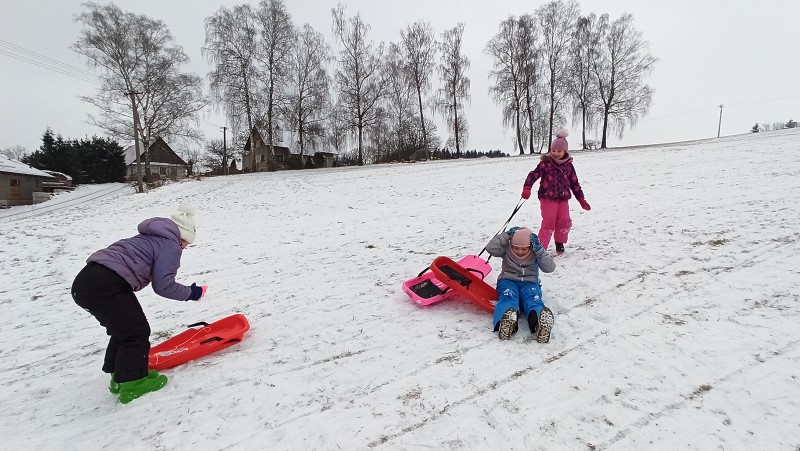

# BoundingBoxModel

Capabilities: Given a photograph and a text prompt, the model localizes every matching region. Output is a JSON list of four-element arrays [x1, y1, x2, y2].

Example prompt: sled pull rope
[[478, 198, 526, 259]]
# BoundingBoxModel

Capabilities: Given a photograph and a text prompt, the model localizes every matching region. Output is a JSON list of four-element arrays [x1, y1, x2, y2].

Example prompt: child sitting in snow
[[521, 128, 591, 255], [485, 226, 556, 342], [71, 205, 207, 404]]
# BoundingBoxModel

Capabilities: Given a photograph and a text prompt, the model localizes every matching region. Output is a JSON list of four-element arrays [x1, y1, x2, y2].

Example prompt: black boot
[[555, 242, 565, 254]]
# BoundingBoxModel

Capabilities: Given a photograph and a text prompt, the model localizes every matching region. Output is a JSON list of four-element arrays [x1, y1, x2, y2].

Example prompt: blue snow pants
[[492, 278, 544, 330]]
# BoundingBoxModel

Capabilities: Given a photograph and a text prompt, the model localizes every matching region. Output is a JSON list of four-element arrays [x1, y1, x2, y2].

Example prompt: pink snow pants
[[538, 199, 572, 251]]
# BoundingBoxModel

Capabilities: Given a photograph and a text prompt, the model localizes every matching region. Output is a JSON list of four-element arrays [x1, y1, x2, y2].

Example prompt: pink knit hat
[[550, 128, 569, 152], [510, 227, 533, 247]]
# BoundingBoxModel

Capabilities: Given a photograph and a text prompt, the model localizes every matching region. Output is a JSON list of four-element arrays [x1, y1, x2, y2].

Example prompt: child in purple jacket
[[521, 129, 591, 254], [71, 204, 207, 404]]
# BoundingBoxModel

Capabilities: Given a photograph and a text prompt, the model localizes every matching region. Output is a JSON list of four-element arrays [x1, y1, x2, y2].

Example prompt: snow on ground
[[1, 129, 799, 450]]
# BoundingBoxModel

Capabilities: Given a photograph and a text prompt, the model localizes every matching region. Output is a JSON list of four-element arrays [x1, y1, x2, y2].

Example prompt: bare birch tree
[[326, 97, 350, 157], [437, 23, 470, 157], [73, 2, 206, 181], [331, 4, 386, 166], [384, 42, 415, 160], [283, 24, 330, 158], [487, 17, 525, 154], [517, 14, 545, 153], [569, 13, 602, 149], [593, 13, 657, 148], [203, 4, 262, 171], [537, 0, 579, 145], [256, 0, 294, 169], [400, 21, 437, 158]]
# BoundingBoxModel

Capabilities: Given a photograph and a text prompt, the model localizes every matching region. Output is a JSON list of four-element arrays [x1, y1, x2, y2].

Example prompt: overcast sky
[[1, 0, 798, 154]]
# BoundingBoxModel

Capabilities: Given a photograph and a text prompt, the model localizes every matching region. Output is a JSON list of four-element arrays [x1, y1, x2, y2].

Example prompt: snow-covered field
[[2, 129, 799, 450]]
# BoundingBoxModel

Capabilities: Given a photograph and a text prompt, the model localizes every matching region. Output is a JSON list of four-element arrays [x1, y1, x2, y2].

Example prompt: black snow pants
[[71, 262, 150, 383]]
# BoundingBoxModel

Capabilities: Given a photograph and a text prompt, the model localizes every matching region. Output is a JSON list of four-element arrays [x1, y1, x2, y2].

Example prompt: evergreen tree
[[22, 129, 125, 184], [23, 129, 78, 180], [75, 136, 125, 183]]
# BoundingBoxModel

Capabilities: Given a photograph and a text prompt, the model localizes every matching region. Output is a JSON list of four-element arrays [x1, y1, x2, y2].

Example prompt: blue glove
[[507, 226, 520, 237], [531, 233, 543, 253], [188, 283, 205, 301]]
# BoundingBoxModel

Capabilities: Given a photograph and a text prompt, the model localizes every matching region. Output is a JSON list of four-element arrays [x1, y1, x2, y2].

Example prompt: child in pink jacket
[[521, 129, 591, 254]]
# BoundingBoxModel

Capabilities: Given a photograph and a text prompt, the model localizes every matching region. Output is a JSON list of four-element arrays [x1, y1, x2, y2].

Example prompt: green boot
[[117, 373, 168, 403], [109, 370, 160, 394]]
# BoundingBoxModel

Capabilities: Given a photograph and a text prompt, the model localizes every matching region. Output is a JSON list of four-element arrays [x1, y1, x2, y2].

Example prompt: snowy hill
[[2, 129, 799, 449]]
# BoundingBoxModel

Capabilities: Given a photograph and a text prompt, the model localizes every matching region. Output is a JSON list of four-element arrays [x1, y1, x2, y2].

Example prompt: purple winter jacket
[[87, 217, 193, 301], [523, 154, 585, 202]]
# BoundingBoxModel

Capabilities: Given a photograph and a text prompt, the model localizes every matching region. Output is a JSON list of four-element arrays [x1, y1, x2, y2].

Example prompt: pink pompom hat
[[550, 128, 569, 152]]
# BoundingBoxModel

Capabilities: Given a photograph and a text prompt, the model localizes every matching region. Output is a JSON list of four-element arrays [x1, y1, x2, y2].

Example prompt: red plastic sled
[[402, 254, 492, 306], [430, 256, 498, 313], [148, 314, 250, 371]]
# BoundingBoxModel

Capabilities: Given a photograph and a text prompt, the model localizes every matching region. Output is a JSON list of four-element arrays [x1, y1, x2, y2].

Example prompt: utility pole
[[717, 104, 724, 138], [127, 91, 144, 193], [220, 126, 228, 175]]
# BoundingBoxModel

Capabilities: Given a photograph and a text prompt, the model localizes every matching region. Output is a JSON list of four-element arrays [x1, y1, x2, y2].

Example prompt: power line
[[0, 39, 101, 85]]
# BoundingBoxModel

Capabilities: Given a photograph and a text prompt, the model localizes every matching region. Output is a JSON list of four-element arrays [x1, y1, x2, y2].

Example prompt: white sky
[[2, 129, 799, 448], [1, 0, 798, 153]]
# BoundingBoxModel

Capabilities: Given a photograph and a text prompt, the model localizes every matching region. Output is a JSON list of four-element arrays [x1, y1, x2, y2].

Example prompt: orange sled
[[430, 256, 498, 313], [148, 314, 250, 371]]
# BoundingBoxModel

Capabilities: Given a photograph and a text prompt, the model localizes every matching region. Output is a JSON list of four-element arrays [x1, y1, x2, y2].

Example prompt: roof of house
[[243, 126, 290, 153], [43, 170, 73, 181], [0, 155, 53, 177], [122, 138, 186, 166], [122, 143, 147, 166]]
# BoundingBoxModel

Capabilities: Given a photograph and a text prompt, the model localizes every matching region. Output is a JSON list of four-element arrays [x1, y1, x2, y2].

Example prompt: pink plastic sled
[[402, 254, 492, 306], [430, 256, 497, 313]]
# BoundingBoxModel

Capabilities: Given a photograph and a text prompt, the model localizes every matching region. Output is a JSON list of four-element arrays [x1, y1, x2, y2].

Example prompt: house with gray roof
[[0, 155, 54, 206]]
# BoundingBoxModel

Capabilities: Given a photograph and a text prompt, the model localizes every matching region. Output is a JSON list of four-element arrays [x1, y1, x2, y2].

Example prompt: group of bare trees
[[72, 2, 207, 190], [202, 1, 473, 167], [71, 0, 656, 175], [487, 0, 657, 153]]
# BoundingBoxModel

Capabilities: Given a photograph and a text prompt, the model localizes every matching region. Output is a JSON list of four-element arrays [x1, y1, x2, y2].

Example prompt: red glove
[[578, 198, 591, 211], [521, 186, 531, 200], [200, 285, 208, 300]]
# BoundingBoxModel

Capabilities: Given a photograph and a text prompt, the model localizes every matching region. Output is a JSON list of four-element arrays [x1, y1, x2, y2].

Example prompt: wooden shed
[[0, 155, 54, 206]]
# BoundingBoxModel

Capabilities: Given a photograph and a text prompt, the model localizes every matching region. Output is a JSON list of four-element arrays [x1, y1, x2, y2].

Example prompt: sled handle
[[200, 336, 242, 345], [416, 266, 431, 278], [466, 267, 486, 279], [187, 321, 210, 328]]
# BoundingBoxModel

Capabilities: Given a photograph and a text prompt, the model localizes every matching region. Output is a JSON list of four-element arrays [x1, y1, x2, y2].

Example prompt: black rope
[[478, 198, 526, 259]]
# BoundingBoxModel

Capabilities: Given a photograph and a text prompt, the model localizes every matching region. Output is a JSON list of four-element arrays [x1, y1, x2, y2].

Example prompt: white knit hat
[[171, 204, 197, 244]]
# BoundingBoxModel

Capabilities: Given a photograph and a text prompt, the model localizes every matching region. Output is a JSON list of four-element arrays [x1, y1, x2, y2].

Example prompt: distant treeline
[[433, 149, 508, 160], [751, 119, 797, 133]]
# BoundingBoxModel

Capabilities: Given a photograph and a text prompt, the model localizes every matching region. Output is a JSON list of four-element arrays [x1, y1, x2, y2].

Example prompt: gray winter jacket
[[485, 232, 555, 284], [88, 217, 193, 301]]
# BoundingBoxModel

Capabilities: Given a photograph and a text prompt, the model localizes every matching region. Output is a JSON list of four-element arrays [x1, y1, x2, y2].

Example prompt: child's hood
[[541, 151, 573, 163], [137, 217, 182, 243]]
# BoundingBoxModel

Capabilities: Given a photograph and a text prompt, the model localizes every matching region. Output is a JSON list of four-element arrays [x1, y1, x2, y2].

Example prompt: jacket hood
[[137, 217, 182, 243], [541, 152, 573, 163]]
